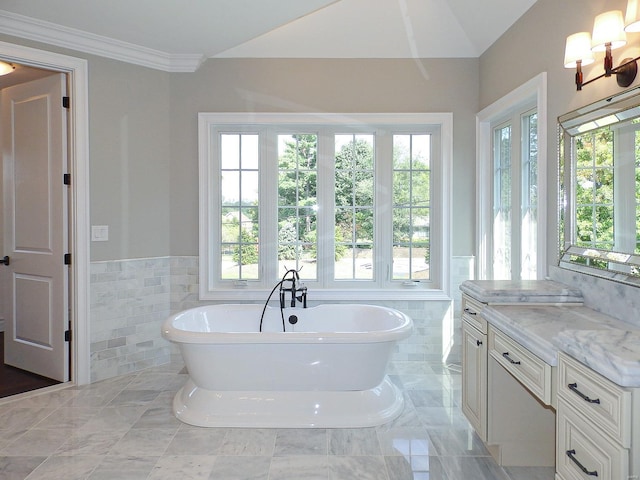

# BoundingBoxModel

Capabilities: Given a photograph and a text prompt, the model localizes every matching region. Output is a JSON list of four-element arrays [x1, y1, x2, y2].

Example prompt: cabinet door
[[556, 398, 629, 480], [462, 320, 487, 440]]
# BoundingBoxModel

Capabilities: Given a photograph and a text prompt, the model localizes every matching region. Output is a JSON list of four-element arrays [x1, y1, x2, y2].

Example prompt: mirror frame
[[558, 86, 640, 287]]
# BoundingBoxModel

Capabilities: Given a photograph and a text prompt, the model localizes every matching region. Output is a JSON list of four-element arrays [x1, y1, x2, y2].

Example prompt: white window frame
[[476, 73, 547, 280], [199, 113, 452, 301]]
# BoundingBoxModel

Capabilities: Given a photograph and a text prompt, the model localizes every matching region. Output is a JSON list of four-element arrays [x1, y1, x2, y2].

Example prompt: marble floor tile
[[439, 455, 511, 480], [389, 361, 437, 375], [24, 455, 102, 480], [108, 428, 178, 456], [164, 426, 228, 455], [328, 455, 389, 480], [0, 456, 46, 480], [376, 427, 433, 457], [376, 403, 423, 431], [131, 404, 182, 429], [269, 455, 329, 480], [274, 428, 328, 456], [80, 405, 146, 432], [87, 455, 159, 480], [218, 428, 277, 456], [427, 428, 490, 457], [0, 407, 56, 432], [328, 427, 382, 455], [415, 406, 471, 429], [33, 406, 96, 429], [61, 391, 115, 408], [106, 389, 161, 407], [125, 372, 187, 392], [392, 374, 445, 391], [207, 455, 271, 480], [147, 455, 217, 480], [503, 466, 556, 480], [55, 429, 127, 456], [407, 388, 457, 409], [0, 355, 552, 480], [2, 428, 74, 456], [16, 389, 79, 408], [385, 454, 448, 480]]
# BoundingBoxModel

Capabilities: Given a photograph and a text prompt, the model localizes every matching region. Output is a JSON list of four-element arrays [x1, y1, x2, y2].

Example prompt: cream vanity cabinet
[[486, 324, 556, 466], [556, 352, 640, 480], [461, 294, 488, 440], [461, 298, 557, 466]]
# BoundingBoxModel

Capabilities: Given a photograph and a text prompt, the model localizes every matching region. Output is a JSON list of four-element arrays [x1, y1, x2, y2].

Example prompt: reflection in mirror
[[558, 86, 640, 286]]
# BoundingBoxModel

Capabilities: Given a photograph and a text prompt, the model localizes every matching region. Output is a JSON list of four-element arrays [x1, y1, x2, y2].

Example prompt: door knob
[[1, 256, 9, 265]]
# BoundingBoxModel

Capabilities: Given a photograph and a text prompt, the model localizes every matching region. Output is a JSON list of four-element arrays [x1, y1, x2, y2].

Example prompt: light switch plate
[[91, 225, 109, 241]]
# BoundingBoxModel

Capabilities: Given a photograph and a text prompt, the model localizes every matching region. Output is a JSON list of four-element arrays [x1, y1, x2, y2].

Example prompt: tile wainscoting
[[90, 257, 173, 381], [90, 256, 474, 382]]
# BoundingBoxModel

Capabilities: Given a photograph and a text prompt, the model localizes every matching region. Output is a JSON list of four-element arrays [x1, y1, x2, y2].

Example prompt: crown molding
[[0, 10, 204, 72]]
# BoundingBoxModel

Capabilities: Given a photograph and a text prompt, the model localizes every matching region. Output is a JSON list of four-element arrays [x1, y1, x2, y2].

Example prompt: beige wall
[[169, 58, 479, 257], [480, 0, 640, 266], [0, 34, 173, 261], [88, 58, 171, 260], [0, 35, 479, 262], [5, 1, 640, 268]]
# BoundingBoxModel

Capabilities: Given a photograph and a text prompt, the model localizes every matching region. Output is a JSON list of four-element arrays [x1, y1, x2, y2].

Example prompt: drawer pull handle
[[502, 352, 521, 365], [566, 449, 598, 476], [476, 339, 483, 347], [463, 308, 477, 315], [568, 383, 601, 404]]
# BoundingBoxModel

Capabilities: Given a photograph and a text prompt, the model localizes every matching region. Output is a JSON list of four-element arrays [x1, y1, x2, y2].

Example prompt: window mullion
[[376, 131, 393, 287], [317, 129, 334, 288], [511, 113, 523, 280], [613, 126, 636, 254], [261, 128, 279, 284]]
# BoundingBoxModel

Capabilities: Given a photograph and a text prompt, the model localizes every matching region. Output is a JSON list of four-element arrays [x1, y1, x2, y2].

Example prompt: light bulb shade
[[0, 61, 14, 76], [592, 10, 627, 51], [626, 0, 640, 32], [564, 32, 595, 68]]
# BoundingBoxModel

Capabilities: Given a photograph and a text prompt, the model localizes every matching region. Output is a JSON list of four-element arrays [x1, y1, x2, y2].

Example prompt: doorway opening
[[0, 41, 91, 395], [0, 63, 69, 396], [0, 332, 59, 398]]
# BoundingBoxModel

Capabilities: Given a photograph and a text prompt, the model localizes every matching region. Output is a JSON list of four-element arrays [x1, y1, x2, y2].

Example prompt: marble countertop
[[481, 304, 640, 387], [460, 280, 583, 304]]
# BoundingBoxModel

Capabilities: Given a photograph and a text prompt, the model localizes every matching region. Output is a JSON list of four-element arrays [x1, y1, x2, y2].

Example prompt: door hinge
[[63, 173, 71, 185], [62, 96, 70, 109], [65, 330, 71, 342], [64, 253, 71, 265]]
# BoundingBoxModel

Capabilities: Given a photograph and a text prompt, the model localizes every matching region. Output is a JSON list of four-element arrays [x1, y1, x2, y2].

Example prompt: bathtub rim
[[162, 303, 413, 344]]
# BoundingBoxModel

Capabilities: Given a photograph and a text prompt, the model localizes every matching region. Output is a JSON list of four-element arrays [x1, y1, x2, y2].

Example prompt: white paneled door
[[1, 73, 69, 382]]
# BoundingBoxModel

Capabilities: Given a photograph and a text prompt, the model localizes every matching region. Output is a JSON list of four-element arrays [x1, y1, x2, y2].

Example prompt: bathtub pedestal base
[[173, 375, 404, 428]]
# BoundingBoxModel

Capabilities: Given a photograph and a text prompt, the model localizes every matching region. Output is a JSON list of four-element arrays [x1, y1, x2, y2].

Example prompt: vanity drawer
[[558, 352, 631, 447], [488, 326, 552, 405], [556, 398, 628, 480], [461, 294, 487, 334]]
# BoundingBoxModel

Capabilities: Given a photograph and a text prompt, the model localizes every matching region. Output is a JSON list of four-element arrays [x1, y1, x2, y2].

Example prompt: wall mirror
[[558, 86, 640, 286]]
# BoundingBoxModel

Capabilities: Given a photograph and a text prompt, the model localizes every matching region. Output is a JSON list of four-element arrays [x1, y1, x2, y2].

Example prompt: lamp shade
[[592, 10, 627, 51], [0, 61, 14, 76], [564, 32, 595, 68], [626, 0, 640, 32]]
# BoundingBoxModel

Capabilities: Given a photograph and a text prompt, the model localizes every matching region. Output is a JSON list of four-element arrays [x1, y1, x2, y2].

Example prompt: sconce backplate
[[616, 58, 638, 87]]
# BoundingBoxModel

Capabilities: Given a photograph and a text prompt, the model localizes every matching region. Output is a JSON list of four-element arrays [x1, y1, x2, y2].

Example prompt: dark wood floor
[[0, 332, 60, 398]]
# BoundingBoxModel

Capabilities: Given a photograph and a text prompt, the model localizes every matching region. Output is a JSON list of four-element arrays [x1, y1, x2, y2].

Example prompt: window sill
[[199, 287, 451, 302]]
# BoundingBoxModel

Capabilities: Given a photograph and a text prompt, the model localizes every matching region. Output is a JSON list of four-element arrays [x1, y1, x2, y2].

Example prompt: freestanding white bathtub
[[161, 303, 413, 428]]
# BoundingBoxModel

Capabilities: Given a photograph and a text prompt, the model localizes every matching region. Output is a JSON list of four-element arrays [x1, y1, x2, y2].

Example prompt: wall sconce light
[[564, 2, 640, 90], [0, 60, 15, 76]]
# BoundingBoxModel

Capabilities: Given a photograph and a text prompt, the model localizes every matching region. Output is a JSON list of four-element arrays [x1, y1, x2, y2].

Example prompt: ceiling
[[0, 0, 538, 72]]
